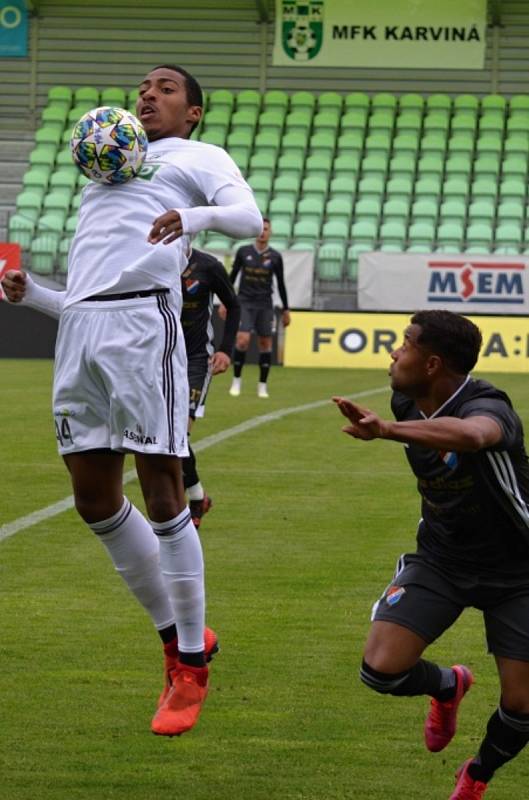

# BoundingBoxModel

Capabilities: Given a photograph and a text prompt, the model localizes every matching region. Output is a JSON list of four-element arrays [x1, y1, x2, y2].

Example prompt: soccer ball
[[70, 106, 148, 185]]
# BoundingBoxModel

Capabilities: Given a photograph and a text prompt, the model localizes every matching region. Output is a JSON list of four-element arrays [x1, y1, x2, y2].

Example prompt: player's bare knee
[[144, 496, 180, 523], [74, 495, 123, 525]]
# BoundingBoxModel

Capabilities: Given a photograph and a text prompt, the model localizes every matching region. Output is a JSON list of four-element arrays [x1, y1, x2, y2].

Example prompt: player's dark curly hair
[[411, 310, 482, 374], [151, 64, 203, 133]]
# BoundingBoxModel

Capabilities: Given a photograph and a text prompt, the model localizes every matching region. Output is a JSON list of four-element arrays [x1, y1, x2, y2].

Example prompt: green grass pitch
[[1, 361, 528, 800]]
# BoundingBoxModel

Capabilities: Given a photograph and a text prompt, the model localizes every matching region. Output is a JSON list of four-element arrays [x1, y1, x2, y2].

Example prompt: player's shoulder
[[178, 138, 235, 165], [460, 378, 513, 409]]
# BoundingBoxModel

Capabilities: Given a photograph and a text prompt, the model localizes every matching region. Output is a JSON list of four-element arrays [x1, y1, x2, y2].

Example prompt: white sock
[[187, 481, 204, 502], [150, 508, 205, 654], [89, 498, 175, 631]]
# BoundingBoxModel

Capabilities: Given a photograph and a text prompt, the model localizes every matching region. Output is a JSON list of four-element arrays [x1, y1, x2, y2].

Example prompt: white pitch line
[[0, 385, 388, 544]]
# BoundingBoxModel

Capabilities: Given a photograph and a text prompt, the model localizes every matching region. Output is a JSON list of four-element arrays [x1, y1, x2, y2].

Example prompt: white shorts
[[53, 291, 189, 457]]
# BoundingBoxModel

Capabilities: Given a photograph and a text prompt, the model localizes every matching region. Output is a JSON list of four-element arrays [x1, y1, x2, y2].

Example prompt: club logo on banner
[[281, 0, 324, 62]]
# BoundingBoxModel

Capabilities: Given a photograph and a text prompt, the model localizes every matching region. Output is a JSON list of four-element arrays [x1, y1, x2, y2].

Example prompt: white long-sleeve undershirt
[[178, 184, 263, 238]]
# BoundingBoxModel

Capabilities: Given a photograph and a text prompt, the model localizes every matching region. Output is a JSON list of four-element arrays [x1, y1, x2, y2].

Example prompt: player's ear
[[426, 354, 442, 375], [187, 105, 202, 127]]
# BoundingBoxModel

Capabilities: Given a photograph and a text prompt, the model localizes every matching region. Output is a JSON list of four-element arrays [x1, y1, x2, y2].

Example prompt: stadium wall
[[3, 0, 529, 125]]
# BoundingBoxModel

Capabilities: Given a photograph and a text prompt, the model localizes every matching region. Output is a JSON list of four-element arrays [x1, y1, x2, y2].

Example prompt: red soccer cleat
[[449, 759, 488, 799], [151, 662, 209, 736], [158, 626, 218, 708], [425, 665, 474, 752], [190, 495, 213, 530]]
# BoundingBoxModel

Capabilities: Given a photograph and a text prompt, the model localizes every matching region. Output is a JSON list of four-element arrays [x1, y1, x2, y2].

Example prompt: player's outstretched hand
[[210, 351, 231, 375], [148, 210, 183, 244], [332, 396, 389, 441], [1, 269, 27, 303]]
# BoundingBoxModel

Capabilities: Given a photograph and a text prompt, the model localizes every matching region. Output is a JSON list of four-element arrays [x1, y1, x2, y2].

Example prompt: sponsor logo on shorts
[[386, 586, 406, 607], [124, 428, 158, 445]]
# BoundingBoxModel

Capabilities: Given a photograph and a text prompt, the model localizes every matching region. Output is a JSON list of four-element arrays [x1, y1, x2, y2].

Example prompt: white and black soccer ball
[[70, 106, 148, 185]]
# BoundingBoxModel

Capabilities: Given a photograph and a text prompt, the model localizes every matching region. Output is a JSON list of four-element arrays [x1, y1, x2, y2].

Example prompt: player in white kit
[[6, 65, 262, 737]]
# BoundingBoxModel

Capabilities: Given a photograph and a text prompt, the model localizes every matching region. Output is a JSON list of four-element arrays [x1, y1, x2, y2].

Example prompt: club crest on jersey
[[386, 586, 406, 606], [185, 279, 200, 294], [440, 450, 458, 470]]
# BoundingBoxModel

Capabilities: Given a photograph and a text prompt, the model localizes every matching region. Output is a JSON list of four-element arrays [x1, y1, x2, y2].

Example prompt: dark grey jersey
[[392, 378, 529, 584]]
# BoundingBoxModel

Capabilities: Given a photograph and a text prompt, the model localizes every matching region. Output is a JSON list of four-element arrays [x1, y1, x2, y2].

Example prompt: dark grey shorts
[[187, 355, 212, 420], [239, 303, 274, 336], [372, 553, 529, 661]]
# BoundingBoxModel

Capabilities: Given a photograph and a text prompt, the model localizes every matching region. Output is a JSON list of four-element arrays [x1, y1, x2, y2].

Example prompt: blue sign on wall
[[0, 1, 28, 57]]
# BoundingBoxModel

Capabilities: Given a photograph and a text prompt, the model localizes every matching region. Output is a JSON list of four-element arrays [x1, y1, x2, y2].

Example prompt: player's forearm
[[178, 186, 262, 239], [21, 277, 65, 319], [219, 304, 241, 354], [382, 416, 500, 452]]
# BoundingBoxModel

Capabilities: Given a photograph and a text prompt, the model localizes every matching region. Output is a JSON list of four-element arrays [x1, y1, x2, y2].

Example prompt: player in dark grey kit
[[220, 217, 290, 399], [334, 310, 529, 800], [180, 248, 240, 529]]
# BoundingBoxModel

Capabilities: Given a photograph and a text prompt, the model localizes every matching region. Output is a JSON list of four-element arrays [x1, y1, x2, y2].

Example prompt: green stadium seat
[[439, 198, 466, 223], [281, 129, 309, 152], [361, 152, 388, 177], [386, 176, 413, 200], [451, 113, 477, 133], [292, 218, 318, 242], [57, 236, 72, 273], [74, 86, 99, 106], [494, 243, 521, 254], [37, 209, 66, 236], [379, 242, 404, 253], [56, 146, 76, 167], [65, 213, 78, 233], [277, 151, 304, 174], [465, 244, 492, 254], [372, 93, 397, 111], [290, 91, 316, 110], [231, 108, 258, 132], [47, 85, 73, 106], [43, 188, 72, 213], [383, 197, 409, 223], [479, 115, 504, 134], [434, 244, 464, 253], [495, 221, 522, 247], [358, 175, 384, 197], [379, 219, 406, 247], [22, 165, 51, 191], [476, 133, 502, 155], [504, 134, 529, 156], [481, 94, 506, 114], [237, 89, 261, 110], [127, 88, 139, 108], [68, 104, 93, 124], [408, 220, 435, 246], [204, 107, 231, 128], [252, 191, 270, 212], [330, 174, 356, 197], [276, 172, 302, 197], [423, 112, 450, 134], [41, 105, 68, 124], [499, 178, 526, 199], [426, 94, 452, 111], [354, 196, 382, 222], [447, 133, 475, 155], [442, 176, 469, 200], [325, 198, 353, 227], [101, 87, 126, 107], [368, 110, 394, 132], [263, 90, 289, 111], [306, 152, 333, 176], [285, 109, 313, 131], [395, 111, 422, 133], [301, 174, 327, 198], [270, 217, 292, 239], [506, 116, 529, 136], [253, 131, 280, 154], [502, 154, 529, 177], [310, 130, 336, 153], [340, 109, 368, 132], [437, 221, 464, 248], [420, 132, 447, 154], [317, 242, 345, 281], [200, 129, 226, 147], [417, 153, 443, 176], [347, 242, 373, 279], [392, 132, 420, 154], [249, 151, 276, 175], [16, 188, 43, 218], [337, 130, 364, 154], [344, 92, 369, 111], [248, 173, 273, 194], [208, 89, 234, 111], [399, 93, 424, 111], [471, 177, 497, 200], [466, 222, 494, 247], [444, 154, 472, 177], [510, 95, 529, 113], [256, 108, 286, 131], [364, 132, 391, 153], [269, 195, 296, 220], [269, 238, 289, 250], [29, 143, 58, 167], [411, 197, 437, 223], [313, 110, 340, 130], [30, 234, 58, 275], [290, 240, 317, 251], [70, 192, 82, 212], [351, 219, 378, 243], [454, 94, 479, 112], [8, 213, 35, 249], [322, 219, 349, 242], [468, 198, 495, 223], [298, 195, 325, 218], [227, 129, 253, 151], [407, 243, 433, 253], [49, 168, 78, 191], [389, 153, 416, 177], [473, 154, 501, 178], [415, 176, 442, 198], [318, 91, 343, 111]]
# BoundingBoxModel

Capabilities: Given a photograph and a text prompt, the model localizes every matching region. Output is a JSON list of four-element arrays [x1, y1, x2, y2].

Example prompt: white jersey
[[65, 137, 252, 308]]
